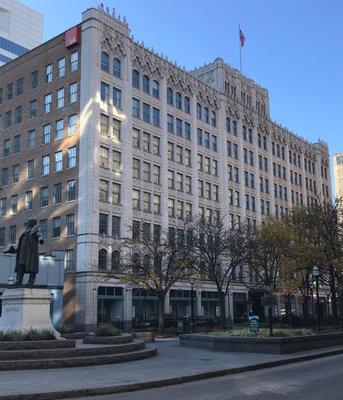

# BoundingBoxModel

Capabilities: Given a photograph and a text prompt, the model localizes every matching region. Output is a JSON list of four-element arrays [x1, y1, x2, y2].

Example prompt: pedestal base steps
[[0, 334, 156, 370]]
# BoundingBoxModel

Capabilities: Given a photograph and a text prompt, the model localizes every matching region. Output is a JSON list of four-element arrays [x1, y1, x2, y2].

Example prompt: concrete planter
[[180, 332, 343, 354], [133, 331, 156, 343], [83, 333, 133, 345]]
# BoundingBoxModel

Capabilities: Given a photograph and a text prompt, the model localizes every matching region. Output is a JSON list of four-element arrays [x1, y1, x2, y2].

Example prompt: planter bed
[[83, 333, 133, 345], [180, 332, 343, 354]]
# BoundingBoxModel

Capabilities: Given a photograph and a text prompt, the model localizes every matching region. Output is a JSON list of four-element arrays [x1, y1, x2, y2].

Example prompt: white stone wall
[[74, 7, 331, 329]]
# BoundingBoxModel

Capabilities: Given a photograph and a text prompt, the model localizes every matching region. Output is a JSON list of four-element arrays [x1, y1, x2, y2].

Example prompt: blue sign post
[[249, 315, 260, 335]]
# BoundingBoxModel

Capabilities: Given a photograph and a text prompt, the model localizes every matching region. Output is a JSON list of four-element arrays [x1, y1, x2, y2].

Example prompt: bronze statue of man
[[4, 218, 44, 286]]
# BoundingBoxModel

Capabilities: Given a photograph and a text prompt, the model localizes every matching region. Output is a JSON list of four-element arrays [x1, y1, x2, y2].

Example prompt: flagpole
[[239, 24, 242, 74]]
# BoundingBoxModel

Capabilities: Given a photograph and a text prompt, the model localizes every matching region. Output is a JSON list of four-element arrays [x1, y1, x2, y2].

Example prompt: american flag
[[239, 29, 246, 47]]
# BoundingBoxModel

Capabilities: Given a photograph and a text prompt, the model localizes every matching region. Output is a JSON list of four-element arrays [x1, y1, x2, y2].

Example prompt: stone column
[[123, 286, 132, 332]]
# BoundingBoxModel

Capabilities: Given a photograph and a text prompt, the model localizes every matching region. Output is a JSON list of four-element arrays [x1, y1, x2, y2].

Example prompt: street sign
[[249, 315, 259, 333]]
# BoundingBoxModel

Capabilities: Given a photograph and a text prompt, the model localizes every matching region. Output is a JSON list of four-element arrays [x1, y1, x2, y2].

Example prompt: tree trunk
[[268, 306, 273, 336], [157, 293, 165, 336], [329, 270, 338, 317], [218, 290, 226, 327]]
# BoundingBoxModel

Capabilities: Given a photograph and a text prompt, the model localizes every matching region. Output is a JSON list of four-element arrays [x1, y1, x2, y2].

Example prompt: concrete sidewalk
[[0, 339, 342, 400]]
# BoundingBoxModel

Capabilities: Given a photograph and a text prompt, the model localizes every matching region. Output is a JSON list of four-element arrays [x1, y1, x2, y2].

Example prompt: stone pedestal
[[0, 288, 61, 338]]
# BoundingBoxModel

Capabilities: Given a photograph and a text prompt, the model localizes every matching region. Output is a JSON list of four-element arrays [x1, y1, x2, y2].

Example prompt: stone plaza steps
[[0, 339, 145, 360], [0, 333, 157, 370], [0, 345, 157, 370]]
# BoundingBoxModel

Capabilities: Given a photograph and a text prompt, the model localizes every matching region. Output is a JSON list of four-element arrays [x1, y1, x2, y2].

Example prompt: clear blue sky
[[24, 0, 342, 158]]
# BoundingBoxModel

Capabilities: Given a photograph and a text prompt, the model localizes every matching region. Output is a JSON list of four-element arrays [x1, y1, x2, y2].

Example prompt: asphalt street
[[67, 353, 343, 400]]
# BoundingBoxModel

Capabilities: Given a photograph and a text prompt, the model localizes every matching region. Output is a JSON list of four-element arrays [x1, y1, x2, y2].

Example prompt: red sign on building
[[65, 26, 81, 48]]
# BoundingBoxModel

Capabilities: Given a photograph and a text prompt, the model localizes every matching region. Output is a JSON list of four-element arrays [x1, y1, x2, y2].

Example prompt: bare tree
[[193, 216, 251, 326], [105, 220, 196, 335]]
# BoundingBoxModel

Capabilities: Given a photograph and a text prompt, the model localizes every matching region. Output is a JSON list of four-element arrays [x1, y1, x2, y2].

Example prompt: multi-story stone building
[[333, 153, 343, 199], [0, 0, 43, 66], [0, 6, 331, 330]]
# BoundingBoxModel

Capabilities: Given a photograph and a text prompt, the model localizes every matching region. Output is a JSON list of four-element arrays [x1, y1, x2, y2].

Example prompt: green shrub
[[94, 324, 121, 337], [213, 327, 315, 338], [0, 329, 56, 341]]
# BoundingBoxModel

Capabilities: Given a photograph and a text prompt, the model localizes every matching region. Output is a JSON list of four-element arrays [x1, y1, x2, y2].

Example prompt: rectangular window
[[15, 106, 22, 124], [185, 148, 191, 167], [99, 213, 108, 235], [152, 135, 160, 155], [30, 71, 38, 89], [112, 216, 121, 237], [64, 249, 74, 271], [143, 192, 151, 212], [66, 214, 75, 235], [55, 151, 63, 172], [45, 64, 53, 83], [112, 182, 121, 204], [184, 122, 191, 140], [40, 187, 49, 207], [57, 88, 64, 108], [133, 128, 140, 148], [0, 227, 5, 246], [68, 146, 77, 168], [99, 146, 109, 168], [167, 114, 174, 133], [68, 114, 77, 134], [132, 158, 140, 179], [168, 198, 175, 217], [176, 145, 183, 164], [44, 93, 52, 113], [69, 82, 78, 103], [70, 51, 78, 71], [113, 118, 121, 140], [67, 180, 76, 201], [152, 107, 160, 127], [153, 194, 161, 214], [143, 162, 151, 181], [0, 198, 7, 218], [100, 81, 110, 102], [143, 132, 150, 152], [3, 111, 11, 128], [56, 119, 64, 140], [176, 118, 183, 136], [167, 142, 174, 161], [25, 191, 32, 210], [3, 139, 10, 157], [12, 164, 20, 183], [112, 150, 121, 172], [143, 103, 150, 123], [1, 168, 8, 187], [43, 124, 51, 144], [132, 189, 140, 209], [6, 83, 13, 100], [153, 165, 161, 184], [132, 98, 140, 118], [53, 183, 62, 204], [27, 160, 34, 179], [52, 217, 61, 238], [58, 57, 65, 77], [99, 179, 109, 202], [113, 87, 121, 108], [41, 155, 50, 175], [29, 100, 37, 118]]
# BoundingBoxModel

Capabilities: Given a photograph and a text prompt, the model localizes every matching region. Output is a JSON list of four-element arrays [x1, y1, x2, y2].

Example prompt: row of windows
[[101, 52, 122, 78], [132, 189, 162, 214], [133, 128, 160, 153], [132, 69, 160, 99], [99, 147, 121, 170], [0, 181, 76, 217], [167, 114, 191, 140], [198, 180, 219, 201], [99, 180, 121, 204], [0, 148, 76, 187], [133, 160, 161, 184], [132, 97, 160, 127], [167, 88, 190, 113], [197, 128, 217, 151], [168, 171, 191, 193], [100, 82, 122, 108], [196, 103, 216, 127], [274, 184, 288, 201], [168, 142, 191, 165], [2, 117, 77, 158], [0, 51, 78, 104], [100, 114, 121, 140], [198, 154, 218, 176]]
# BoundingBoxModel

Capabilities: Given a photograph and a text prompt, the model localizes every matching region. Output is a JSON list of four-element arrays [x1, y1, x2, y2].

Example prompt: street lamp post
[[312, 266, 321, 331], [190, 283, 195, 331]]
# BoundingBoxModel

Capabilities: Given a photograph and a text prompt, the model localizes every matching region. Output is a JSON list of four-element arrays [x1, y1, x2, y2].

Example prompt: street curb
[[1, 346, 343, 400]]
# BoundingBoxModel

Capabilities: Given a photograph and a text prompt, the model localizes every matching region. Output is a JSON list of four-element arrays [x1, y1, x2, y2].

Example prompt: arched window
[[113, 58, 121, 78], [167, 87, 173, 105], [111, 250, 120, 270], [196, 103, 202, 120], [204, 107, 209, 123], [175, 92, 182, 109], [211, 111, 216, 127], [152, 80, 159, 99], [132, 69, 140, 89], [98, 249, 108, 270], [101, 52, 109, 72], [142, 75, 150, 94], [184, 97, 190, 114]]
